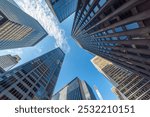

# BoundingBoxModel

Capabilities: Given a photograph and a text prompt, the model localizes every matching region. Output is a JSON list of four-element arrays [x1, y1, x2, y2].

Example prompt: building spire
[[94, 85, 103, 100]]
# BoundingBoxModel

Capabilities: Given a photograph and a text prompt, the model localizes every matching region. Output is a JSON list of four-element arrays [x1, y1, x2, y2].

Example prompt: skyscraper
[[91, 56, 150, 100], [45, 0, 78, 22], [0, 0, 48, 50], [0, 54, 21, 71], [0, 48, 65, 100], [94, 85, 103, 100], [52, 77, 96, 100], [72, 0, 150, 78]]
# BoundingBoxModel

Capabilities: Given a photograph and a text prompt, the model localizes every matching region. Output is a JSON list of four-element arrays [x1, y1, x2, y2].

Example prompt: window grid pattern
[[0, 48, 65, 100], [72, 0, 150, 79]]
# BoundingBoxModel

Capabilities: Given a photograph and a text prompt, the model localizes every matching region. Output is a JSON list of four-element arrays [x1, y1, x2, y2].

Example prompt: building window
[[28, 92, 34, 98], [99, 0, 107, 7], [87, 16, 90, 21], [102, 31, 107, 35], [9, 88, 23, 99], [0, 76, 17, 90], [140, 91, 150, 100], [115, 26, 123, 32], [111, 37, 118, 40], [36, 83, 41, 88], [17, 83, 28, 93], [35, 69, 42, 77], [94, 6, 99, 13], [0, 95, 10, 100], [107, 29, 113, 34], [33, 87, 38, 93], [39, 79, 46, 87], [106, 37, 111, 40], [90, 12, 94, 17], [15, 72, 23, 78], [89, 0, 94, 5], [31, 72, 38, 78], [27, 75, 36, 83], [119, 36, 127, 40], [21, 69, 27, 75], [83, 10, 87, 15], [125, 22, 140, 30], [23, 79, 32, 87], [86, 5, 90, 11]]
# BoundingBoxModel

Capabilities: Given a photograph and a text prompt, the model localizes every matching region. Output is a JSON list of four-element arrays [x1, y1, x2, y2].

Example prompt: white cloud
[[0, 46, 42, 57], [14, 0, 70, 53]]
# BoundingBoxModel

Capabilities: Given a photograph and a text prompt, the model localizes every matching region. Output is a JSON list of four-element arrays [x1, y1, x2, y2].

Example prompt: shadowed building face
[[72, 0, 150, 79]]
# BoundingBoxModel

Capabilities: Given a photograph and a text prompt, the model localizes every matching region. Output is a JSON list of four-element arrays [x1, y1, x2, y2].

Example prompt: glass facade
[[72, 0, 150, 78], [52, 77, 96, 100], [0, 48, 65, 100], [46, 0, 78, 22], [0, 0, 48, 50]]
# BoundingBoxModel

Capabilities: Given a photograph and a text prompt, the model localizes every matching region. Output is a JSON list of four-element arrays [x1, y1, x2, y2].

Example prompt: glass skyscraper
[[0, 0, 48, 50], [52, 77, 96, 100], [71, 0, 150, 79], [45, 0, 78, 22], [0, 48, 65, 100]]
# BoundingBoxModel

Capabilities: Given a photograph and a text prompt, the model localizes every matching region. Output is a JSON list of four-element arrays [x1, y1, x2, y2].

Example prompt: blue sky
[[0, 0, 117, 100], [55, 14, 117, 100]]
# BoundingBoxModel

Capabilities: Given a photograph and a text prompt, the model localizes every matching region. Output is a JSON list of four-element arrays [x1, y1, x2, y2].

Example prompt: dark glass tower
[[52, 77, 96, 100], [45, 0, 78, 22], [71, 0, 150, 78], [0, 0, 48, 50], [0, 48, 65, 100]]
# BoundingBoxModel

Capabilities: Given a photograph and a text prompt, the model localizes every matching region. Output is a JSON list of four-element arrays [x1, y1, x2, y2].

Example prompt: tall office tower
[[72, 0, 150, 78], [45, 0, 78, 22], [0, 48, 65, 100], [91, 56, 150, 100], [0, 0, 48, 50], [52, 77, 96, 100], [0, 54, 21, 71]]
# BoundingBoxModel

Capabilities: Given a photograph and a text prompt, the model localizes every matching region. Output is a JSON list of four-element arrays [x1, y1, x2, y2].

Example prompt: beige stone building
[[91, 56, 150, 100]]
